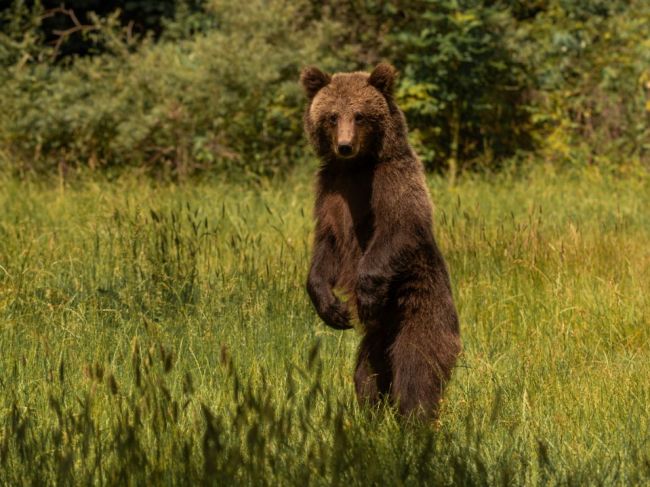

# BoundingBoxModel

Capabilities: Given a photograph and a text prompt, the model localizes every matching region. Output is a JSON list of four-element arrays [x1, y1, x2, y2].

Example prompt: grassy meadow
[[0, 163, 649, 485]]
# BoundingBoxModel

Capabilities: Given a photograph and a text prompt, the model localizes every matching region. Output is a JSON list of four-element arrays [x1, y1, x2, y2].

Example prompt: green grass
[[0, 163, 649, 485]]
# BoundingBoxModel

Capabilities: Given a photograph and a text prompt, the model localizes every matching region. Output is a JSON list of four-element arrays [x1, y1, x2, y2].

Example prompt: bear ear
[[368, 63, 397, 98], [300, 66, 331, 99]]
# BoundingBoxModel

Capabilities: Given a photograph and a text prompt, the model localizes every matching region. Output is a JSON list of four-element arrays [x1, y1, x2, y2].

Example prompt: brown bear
[[301, 63, 461, 419]]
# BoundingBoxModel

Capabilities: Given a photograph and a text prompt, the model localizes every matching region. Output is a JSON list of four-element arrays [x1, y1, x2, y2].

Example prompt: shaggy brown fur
[[301, 63, 461, 419]]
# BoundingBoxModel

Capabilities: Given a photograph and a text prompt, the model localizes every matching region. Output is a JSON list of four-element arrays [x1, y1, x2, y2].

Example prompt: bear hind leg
[[389, 334, 455, 420], [354, 333, 392, 407]]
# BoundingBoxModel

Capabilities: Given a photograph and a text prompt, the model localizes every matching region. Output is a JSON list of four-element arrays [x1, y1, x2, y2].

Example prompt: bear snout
[[337, 143, 354, 157], [335, 119, 358, 158]]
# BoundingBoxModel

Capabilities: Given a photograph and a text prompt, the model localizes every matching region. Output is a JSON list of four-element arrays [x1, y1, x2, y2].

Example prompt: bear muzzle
[[335, 119, 359, 159], [337, 143, 354, 157]]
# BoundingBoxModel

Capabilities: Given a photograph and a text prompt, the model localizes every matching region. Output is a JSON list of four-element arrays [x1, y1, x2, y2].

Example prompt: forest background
[[1, 0, 648, 179]]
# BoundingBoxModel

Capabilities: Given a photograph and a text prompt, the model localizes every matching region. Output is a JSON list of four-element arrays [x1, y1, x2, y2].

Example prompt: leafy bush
[[387, 0, 533, 173], [516, 0, 650, 165], [0, 0, 648, 177], [0, 0, 341, 178]]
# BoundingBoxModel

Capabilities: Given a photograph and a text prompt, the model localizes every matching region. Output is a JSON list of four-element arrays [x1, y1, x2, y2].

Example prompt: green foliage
[[0, 1, 46, 68], [1, 0, 186, 59], [0, 0, 648, 176], [388, 1, 533, 172], [515, 0, 650, 164], [0, 0, 341, 178], [0, 165, 649, 483]]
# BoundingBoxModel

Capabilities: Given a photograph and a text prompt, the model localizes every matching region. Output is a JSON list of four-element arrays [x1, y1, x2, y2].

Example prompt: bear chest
[[332, 195, 373, 256]]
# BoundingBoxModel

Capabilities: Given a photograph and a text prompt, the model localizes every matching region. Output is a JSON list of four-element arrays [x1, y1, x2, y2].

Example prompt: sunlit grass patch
[[0, 164, 649, 484]]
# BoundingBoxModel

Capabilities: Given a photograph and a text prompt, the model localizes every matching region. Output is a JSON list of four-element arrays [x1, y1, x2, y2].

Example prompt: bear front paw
[[323, 299, 352, 330]]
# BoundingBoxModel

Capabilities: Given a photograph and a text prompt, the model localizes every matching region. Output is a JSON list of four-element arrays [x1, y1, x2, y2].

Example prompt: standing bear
[[301, 63, 461, 419]]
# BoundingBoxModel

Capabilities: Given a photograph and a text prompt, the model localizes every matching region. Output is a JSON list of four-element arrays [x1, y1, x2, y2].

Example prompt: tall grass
[[0, 163, 649, 484]]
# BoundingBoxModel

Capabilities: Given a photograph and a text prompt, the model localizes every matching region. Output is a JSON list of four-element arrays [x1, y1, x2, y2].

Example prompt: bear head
[[300, 63, 398, 163]]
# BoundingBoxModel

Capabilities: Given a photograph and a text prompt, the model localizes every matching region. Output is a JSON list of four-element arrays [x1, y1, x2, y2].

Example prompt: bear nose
[[338, 144, 353, 156]]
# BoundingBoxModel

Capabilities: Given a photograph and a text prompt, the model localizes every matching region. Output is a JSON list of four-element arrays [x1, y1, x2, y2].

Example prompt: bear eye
[[327, 113, 338, 124], [354, 113, 365, 123]]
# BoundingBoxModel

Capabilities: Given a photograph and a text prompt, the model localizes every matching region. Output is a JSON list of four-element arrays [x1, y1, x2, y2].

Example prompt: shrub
[[387, 0, 533, 173], [512, 0, 650, 165], [1, 0, 647, 177], [0, 0, 341, 178]]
